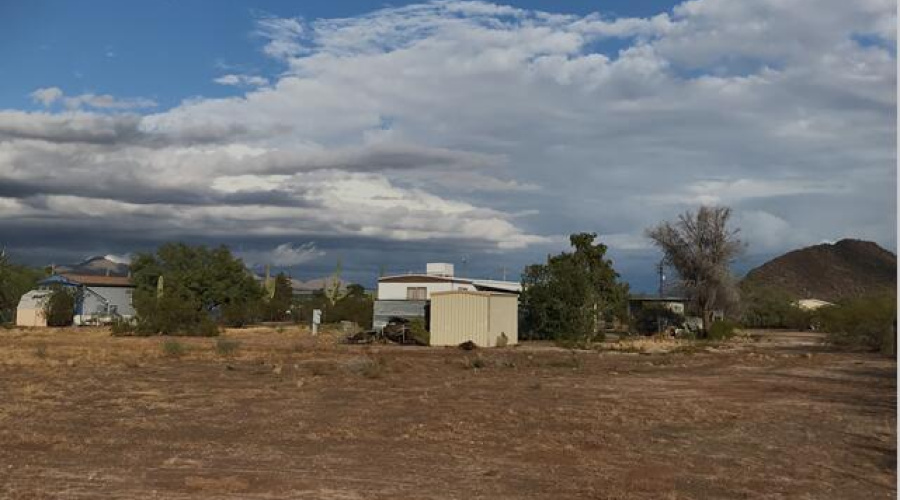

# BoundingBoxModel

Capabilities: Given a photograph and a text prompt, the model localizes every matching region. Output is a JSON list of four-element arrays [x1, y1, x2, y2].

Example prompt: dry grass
[[0, 327, 894, 499]]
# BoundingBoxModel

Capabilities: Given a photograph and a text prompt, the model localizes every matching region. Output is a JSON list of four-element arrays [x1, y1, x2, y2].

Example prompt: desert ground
[[0, 326, 894, 499]]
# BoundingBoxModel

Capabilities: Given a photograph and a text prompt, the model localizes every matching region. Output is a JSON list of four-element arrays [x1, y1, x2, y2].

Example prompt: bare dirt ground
[[0, 326, 894, 499]]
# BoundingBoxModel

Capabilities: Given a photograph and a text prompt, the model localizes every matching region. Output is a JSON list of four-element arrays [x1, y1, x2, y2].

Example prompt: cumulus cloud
[[29, 87, 156, 110], [255, 15, 306, 59], [0, 0, 895, 288], [214, 74, 270, 87], [30, 87, 63, 106]]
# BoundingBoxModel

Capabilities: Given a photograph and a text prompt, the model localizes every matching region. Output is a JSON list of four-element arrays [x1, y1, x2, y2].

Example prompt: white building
[[795, 298, 833, 311], [373, 263, 521, 330], [377, 263, 521, 300], [34, 273, 135, 325]]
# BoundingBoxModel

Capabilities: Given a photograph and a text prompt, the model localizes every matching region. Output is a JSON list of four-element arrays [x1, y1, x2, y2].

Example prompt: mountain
[[742, 239, 896, 302], [55, 256, 130, 277]]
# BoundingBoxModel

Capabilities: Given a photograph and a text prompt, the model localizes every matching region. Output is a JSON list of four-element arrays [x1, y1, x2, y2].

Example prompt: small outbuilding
[[16, 290, 51, 327], [429, 291, 518, 347]]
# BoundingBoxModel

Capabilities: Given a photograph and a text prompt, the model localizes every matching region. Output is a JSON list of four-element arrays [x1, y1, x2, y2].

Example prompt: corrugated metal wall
[[487, 294, 518, 345], [430, 292, 517, 347]]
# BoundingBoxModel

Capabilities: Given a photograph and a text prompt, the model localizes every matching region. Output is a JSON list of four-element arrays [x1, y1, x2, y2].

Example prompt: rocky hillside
[[742, 239, 896, 302]]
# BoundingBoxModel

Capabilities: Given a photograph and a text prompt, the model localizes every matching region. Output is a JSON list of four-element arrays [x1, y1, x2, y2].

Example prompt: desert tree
[[646, 206, 743, 334], [130, 243, 264, 334], [520, 233, 629, 342]]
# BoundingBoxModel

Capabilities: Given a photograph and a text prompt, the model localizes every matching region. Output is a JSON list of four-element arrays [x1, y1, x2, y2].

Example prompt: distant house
[[794, 298, 833, 311], [373, 263, 521, 331], [627, 295, 689, 316], [35, 273, 134, 325]]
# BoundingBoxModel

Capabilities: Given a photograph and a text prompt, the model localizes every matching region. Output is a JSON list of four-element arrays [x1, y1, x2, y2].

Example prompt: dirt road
[[0, 328, 894, 499]]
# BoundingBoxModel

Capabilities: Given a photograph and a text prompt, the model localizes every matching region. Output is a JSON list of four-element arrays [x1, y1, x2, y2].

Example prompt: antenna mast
[[657, 260, 665, 298]]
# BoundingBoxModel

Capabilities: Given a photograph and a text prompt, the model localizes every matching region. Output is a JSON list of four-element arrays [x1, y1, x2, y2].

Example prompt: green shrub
[[110, 319, 135, 336], [131, 288, 219, 336], [818, 293, 896, 351], [707, 320, 737, 340], [547, 350, 583, 369], [408, 318, 429, 345], [162, 340, 186, 357], [215, 338, 241, 357], [42, 286, 75, 327], [554, 331, 604, 349]]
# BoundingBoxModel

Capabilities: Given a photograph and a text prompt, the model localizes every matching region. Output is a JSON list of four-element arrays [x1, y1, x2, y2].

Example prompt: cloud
[[62, 93, 157, 110], [214, 74, 270, 87], [104, 253, 131, 264], [30, 87, 63, 106], [0, 0, 895, 290], [239, 242, 325, 266], [255, 15, 306, 59], [29, 87, 156, 110]]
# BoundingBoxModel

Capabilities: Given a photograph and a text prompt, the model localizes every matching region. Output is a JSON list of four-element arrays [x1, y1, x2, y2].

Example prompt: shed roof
[[430, 290, 517, 297]]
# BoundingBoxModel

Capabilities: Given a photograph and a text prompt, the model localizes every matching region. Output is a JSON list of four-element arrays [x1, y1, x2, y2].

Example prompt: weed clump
[[34, 343, 48, 359], [547, 351, 583, 370], [344, 356, 387, 378], [463, 355, 486, 370], [215, 338, 241, 357], [162, 340, 186, 357], [707, 320, 737, 341]]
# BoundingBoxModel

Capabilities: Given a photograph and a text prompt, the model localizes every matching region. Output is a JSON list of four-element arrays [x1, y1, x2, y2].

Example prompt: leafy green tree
[[520, 233, 629, 342], [130, 243, 263, 334], [327, 283, 373, 329], [0, 250, 44, 323]]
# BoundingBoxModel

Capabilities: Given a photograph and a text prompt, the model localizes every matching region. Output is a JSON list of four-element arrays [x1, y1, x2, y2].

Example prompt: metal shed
[[16, 290, 50, 327], [429, 291, 518, 347]]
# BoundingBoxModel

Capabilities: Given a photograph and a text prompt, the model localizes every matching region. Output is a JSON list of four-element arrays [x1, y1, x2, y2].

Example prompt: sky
[[0, 0, 896, 291]]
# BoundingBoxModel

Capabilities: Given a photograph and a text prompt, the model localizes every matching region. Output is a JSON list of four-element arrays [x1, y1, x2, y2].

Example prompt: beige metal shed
[[429, 291, 518, 347], [16, 290, 49, 327]]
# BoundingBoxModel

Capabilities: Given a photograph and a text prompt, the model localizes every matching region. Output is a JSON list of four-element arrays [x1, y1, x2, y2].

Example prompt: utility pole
[[499, 266, 508, 281], [657, 260, 665, 298]]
